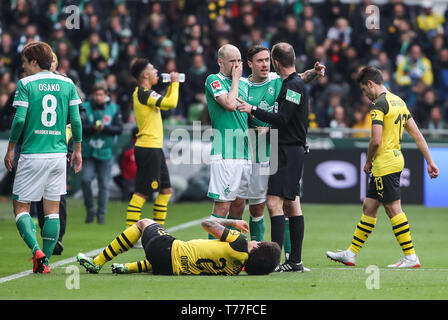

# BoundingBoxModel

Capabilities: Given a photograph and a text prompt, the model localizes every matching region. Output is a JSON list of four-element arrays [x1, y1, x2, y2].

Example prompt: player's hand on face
[[234, 220, 249, 233], [231, 62, 242, 80], [428, 163, 439, 179], [363, 160, 372, 175], [170, 72, 180, 82], [236, 97, 252, 113]]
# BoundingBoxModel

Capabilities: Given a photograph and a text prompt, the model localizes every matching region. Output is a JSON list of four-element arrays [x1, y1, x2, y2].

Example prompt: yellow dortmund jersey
[[369, 91, 411, 177], [133, 83, 179, 148], [171, 229, 248, 275]]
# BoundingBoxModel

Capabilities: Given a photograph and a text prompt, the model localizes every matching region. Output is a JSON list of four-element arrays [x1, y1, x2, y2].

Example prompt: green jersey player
[[4, 41, 83, 273], [205, 44, 251, 238]]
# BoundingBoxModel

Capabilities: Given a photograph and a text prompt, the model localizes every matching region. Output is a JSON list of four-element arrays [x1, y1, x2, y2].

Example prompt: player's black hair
[[244, 242, 281, 275], [247, 45, 269, 62], [271, 42, 295, 68], [130, 58, 150, 80], [356, 66, 384, 85]]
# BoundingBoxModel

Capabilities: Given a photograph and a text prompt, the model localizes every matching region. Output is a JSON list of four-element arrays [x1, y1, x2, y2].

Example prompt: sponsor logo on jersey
[[211, 80, 222, 91], [150, 91, 161, 99], [285, 89, 301, 105]]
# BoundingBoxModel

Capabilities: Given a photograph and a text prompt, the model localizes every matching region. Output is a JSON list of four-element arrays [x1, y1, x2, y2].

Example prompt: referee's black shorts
[[134, 147, 171, 196], [267, 144, 304, 201]]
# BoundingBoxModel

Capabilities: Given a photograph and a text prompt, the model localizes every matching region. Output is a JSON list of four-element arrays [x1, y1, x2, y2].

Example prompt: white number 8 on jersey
[[41, 94, 57, 127]]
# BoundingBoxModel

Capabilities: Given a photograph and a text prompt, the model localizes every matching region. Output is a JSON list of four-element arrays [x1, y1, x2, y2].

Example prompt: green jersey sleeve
[[69, 85, 82, 143], [12, 79, 29, 108], [205, 74, 228, 99]]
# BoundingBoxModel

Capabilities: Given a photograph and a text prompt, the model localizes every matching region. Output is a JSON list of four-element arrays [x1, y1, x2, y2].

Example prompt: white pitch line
[[0, 217, 207, 285]]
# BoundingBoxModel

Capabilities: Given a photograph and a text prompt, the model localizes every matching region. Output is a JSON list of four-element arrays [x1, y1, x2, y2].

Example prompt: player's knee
[[136, 218, 155, 231], [160, 187, 172, 195]]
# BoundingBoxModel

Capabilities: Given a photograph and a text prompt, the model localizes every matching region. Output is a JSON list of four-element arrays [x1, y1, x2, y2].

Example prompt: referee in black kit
[[237, 42, 312, 272]]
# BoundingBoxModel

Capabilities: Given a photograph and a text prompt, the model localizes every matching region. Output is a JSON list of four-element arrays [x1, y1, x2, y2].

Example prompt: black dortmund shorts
[[366, 172, 401, 203], [134, 147, 171, 196], [268, 144, 304, 201], [142, 223, 175, 275]]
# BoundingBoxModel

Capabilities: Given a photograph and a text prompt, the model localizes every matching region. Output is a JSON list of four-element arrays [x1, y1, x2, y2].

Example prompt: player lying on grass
[[77, 217, 281, 275]]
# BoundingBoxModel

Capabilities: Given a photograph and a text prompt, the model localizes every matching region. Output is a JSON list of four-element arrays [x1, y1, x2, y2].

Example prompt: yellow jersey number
[[394, 113, 411, 145]]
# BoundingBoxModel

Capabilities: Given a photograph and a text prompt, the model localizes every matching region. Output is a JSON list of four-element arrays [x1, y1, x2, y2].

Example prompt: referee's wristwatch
[[251, 105, 257, 114]]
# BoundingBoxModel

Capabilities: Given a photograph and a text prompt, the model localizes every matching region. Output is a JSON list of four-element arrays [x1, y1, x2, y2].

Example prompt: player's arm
[[299, 61, 326, 83], [215, 63, 242, 112], [201, 218, 249, 240], [4, 105, 27, 172], [405, 117, 439, 178], [69, 85, 83, 173], [159, 76, 180, 110], [238, 82, 305, 127], [364, 124, 382, 174], [138, 83, 180, 111]]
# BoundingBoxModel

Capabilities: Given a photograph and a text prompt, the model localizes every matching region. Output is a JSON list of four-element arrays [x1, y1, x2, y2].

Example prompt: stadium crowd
[[0, 0, 447, 132]]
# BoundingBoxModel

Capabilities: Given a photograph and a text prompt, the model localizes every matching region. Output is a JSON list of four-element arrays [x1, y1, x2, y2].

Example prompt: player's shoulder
[[371, 92, 389, 113], [283, 72, 305, 90], [20, 71, 75, 87]]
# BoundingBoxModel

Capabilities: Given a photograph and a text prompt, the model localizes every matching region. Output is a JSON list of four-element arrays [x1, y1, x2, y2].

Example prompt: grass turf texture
[[0, 199, 447, 300]]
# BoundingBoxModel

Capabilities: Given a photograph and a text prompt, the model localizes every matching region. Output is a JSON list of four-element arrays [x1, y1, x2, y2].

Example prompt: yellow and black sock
[[125, 260, 152, 273], [153, 193, 171, 225], [94, 224, 141, 266], [390, 212, 415, 256], [348, 214, 376, 254], [126, 194, 146, 228]]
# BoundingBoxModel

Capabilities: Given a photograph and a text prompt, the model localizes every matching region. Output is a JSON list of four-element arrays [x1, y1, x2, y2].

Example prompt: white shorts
[[13, 154, 67, 203], [207, 157, 251, 202], [248, 161, 270, 205]]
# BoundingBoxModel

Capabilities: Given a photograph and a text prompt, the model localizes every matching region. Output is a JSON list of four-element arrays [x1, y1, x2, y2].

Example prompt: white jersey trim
[[69, 99, 82, 106], [21, 71, 74, 86], [12, 101, 29, 108]]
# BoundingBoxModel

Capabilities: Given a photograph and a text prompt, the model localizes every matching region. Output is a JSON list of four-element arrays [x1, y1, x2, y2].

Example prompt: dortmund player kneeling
[[326, 66, 439, 268], [77, 217, 281, 276]]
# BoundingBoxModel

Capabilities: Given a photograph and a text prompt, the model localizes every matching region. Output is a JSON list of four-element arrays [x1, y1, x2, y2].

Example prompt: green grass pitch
[[0, 199, 447, 300]]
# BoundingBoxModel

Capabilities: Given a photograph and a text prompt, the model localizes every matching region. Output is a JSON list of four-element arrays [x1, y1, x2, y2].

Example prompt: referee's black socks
[[270, 215, 285, 250], [288, 215, 304, 264]]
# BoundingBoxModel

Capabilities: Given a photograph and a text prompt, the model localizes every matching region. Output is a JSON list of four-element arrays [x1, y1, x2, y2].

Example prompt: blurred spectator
[[183, 53, 209, 123], [271, 16, 303, 55], [79, 31, 110, 70], [114, 127, 138, 202], [321, 0, 349, 30], [427, 106, 445, 137], [301, 4, 325, 43], [327, 18, 352, 48], [81, 82, 123, 224], [412, 88, 436, 127], [0, 32, 17, 75], [17, 24, 41, 53], [434, 48, 448, 101], [395, 44, 433, 102], [416, 0, 445, 37], [351, 104, 371, 138], [329, 105, 348, 138], [258, 0, 285, 38]]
